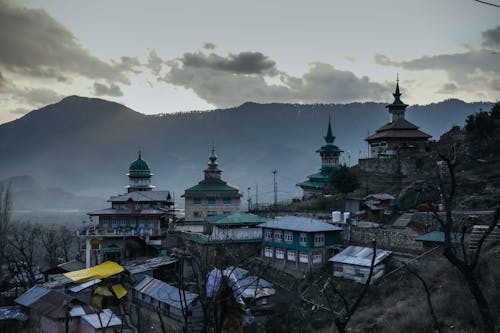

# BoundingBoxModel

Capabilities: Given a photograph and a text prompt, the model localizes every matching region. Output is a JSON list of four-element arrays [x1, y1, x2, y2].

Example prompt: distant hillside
[[1, 175, 102, 211], [0, 96, 491, 205]]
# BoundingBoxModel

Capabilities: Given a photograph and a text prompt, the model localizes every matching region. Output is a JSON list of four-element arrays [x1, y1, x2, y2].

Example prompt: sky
[[0, 0, 499, 124]]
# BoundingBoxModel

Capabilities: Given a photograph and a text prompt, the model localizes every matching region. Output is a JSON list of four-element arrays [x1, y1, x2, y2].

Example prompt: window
[[130, 220, 137, 228], [287, 250, 296, 261], [264, 247, 273, 257], [148, 219, 155, 228], [299, 252, 309, 263], [223, 198, 231, 205], [193, 211, 201, 218], [207, 211, 217, 216], [314, 233, 325, 246], [120, 219, 126, 226], [275, 248, 285, 259], [265, 230, 272, 241], [284, 231, 293, 243], [193, 198, 201, 205], [274, 231, 283, 243], [312, 251, 322, 264], [112, 218, 118, 228], [139, 219, 145, 228], [102, 220, 109, 228], [299, 233, 307, 246], [208, 197, 216, 205]]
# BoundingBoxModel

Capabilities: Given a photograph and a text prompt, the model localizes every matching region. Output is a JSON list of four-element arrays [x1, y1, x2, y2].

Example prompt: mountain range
[[0, 96, 491, 207]]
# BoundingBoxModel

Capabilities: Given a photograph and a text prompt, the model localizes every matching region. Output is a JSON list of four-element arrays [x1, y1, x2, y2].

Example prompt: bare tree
[[7, 221, 43, 289], [58, 225, 76, 262], [42, 225, 61, 268], [434, 148, 500, 333], [321, 240, 377, 333], [0, 183, 12, 276]]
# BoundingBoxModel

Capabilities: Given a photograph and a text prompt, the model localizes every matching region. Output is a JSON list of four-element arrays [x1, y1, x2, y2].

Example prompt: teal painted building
[[261, 216, 343, 272], [297, 117, 343, 199]]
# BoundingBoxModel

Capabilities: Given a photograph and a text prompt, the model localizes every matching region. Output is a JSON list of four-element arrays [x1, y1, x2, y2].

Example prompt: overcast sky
[[0, 0, 499, 123]]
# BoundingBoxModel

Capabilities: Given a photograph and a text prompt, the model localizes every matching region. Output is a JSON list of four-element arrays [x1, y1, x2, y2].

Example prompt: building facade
[[182, 149, 242, 222], [261, 216, 343, 272], [84, 152, 174, 267], [365, 79, 431, 158], [297, 117, 343, 199]]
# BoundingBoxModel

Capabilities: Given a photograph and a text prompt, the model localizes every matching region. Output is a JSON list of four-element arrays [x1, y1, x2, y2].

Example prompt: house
[[132, 275, 203, 325], [261, 216, 343, 272], [329, 246, 392, 284], [363, 193, 395, 221]]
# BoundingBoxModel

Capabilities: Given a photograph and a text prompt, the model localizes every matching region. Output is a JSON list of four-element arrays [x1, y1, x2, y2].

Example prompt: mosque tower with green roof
[[297, 117, 343, 199], [182, 148, 242, 222], [126, 150, 154, 192], [365, 78, 431, 158]]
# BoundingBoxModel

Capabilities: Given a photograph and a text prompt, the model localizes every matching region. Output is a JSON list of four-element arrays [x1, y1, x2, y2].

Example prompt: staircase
[[468, 224, 500, 252]]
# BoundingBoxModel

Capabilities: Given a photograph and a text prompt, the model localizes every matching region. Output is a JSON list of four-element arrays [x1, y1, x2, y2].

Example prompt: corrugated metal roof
[[14, 286, 50, 307], [81, 309, 122, 329], [0, 306, 28, 321], [329, 246, 392, 267], [57, 260, 85, 272], [415, 231, 469, 244], [133, 276, 198, 308], [124, 256, 177, 275], [207, 213, 267, 225], [68, 279, 102, 293], [364, 193, 395, 201], [69, 305, 86, 317], [108, 191, 171, 202], [260, 216, 343, 233]]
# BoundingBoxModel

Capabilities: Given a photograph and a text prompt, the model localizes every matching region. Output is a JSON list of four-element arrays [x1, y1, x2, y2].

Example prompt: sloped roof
[[57, 260, 85, 272], [64, 261, 124, 283], [183, 180, 241, 195], [124, 256, 178, 275], [108, 191, 171, 202], [364, 193, 395, 201], [133, 276, 198, 308], [260, 216, 343, 233], [329, 246, 392, 267], [88, 207, 166, 216], [68, 279, 102, 293], [367, 129, 431, 141], [0, 306, 28, 321], [28, 291, 74, 319], [14, 286, 50, 307], [81, 309, 122, 328], [207, 212, 267, 225], [376, 118, 419, 131]]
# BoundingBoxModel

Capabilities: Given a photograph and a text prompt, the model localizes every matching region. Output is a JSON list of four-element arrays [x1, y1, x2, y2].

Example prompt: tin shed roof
[[329, 246, 392, 267]]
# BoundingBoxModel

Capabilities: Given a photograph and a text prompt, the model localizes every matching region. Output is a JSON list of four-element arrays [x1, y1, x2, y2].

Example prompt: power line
[[473, 0, 500, 8]]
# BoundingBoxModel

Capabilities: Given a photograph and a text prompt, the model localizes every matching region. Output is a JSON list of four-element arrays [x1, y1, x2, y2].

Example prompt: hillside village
[[1, 82, 500, 333]]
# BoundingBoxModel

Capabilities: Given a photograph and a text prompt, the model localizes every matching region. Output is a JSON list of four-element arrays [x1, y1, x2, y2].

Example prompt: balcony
[[185, 227, 262, 244]]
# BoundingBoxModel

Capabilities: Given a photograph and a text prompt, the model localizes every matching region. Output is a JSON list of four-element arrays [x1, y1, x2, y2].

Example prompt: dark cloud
[[0, 2, 132, 83], [146, 49, 163, 75], [437, 83, 458, 94], [482, 25, 500, 49], [161, 51, 388, 107], [116, 56, 142, 74], [203, 42, 216, 50], [180, 51, 278, 75], [11, 86, 63, 106], [93, 82, 124, 97], [374, 25, 500, 99]]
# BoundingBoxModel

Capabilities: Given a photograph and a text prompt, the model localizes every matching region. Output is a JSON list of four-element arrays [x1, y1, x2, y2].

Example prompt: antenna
[[247, 187, 252, 212]]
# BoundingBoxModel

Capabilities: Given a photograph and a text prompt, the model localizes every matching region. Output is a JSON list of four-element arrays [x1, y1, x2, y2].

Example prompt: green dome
[[129, 157, 150, 171]]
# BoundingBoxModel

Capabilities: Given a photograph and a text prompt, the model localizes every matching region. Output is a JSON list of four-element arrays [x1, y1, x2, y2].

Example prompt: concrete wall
[[358, 156, 419, 176], [185, 197, 240, 221]]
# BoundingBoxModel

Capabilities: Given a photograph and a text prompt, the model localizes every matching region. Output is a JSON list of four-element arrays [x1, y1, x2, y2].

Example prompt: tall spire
[[209, 145, 218, 167], [393, 73, 401, 99], [204, 145, 222, 180], [324, 115, 335, 144]]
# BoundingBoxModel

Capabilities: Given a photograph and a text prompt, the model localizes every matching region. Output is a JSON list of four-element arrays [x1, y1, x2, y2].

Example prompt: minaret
[[126, 150, 154, 192], [203, 147, 222, 181], [386, 75, 409, 123], [317, 116, 343, 170]]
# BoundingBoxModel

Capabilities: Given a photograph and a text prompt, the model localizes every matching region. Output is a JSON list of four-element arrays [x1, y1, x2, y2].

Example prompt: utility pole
[[255, 183, 259, 211], [247, 187, 252, 212], [272, 170, 278, 209]]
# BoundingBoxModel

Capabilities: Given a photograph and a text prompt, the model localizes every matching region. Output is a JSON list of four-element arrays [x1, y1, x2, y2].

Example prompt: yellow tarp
[[112, 284, 127, 299], [63, 261, 124, 283], [94, 286, 113, 297]]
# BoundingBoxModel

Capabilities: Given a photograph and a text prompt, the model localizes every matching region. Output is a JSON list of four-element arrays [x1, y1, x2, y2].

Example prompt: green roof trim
[[207, 212, 267, 225], [316, 143, 343, 154], [296, 180, 328, 189], [129, 151, 151, 172], [376, 117, 419, 132]]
